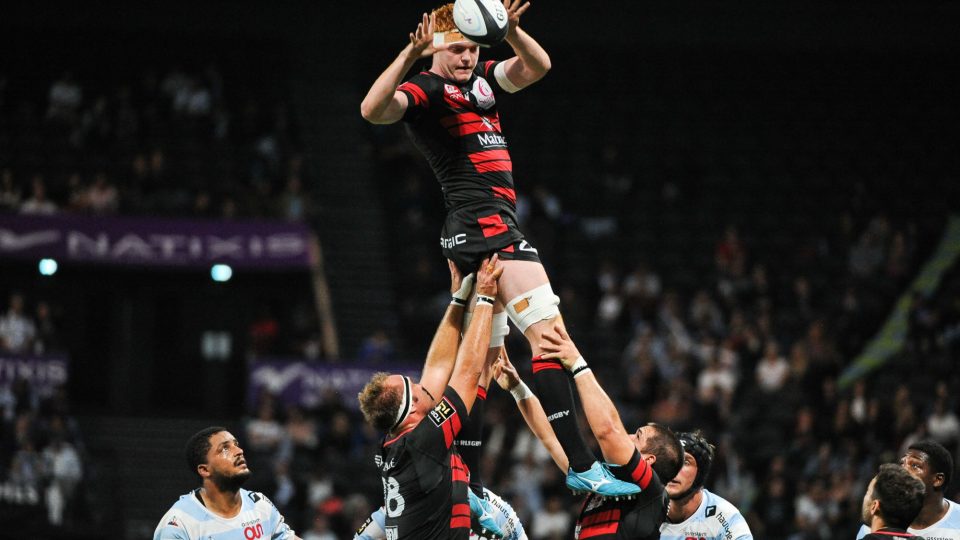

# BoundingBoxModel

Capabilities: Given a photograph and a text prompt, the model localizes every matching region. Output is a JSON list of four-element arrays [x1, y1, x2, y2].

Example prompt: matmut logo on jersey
[[429, 398, 456, 427]]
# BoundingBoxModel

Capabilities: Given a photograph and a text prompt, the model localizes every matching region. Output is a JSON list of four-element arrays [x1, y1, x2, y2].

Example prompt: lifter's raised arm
[[418, 260, 475, 405], [540, 326, 637, 466]]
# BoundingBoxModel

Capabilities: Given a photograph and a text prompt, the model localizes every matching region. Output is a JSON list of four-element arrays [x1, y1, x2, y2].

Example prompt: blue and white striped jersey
[[154, 488, 296, 540], [857, 499, 960, 540], [659, 489, 752, 540]]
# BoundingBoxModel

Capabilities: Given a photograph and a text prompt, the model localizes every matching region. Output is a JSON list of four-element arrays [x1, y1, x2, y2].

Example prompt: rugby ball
[[453, 0, 509, 48]]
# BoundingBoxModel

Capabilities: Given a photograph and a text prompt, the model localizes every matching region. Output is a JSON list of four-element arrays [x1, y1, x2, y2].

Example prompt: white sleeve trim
[[494, 62, 522, 94]]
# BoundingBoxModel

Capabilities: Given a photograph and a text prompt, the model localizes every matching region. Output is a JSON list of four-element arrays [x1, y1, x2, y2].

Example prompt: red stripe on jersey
[[382, 426, 415, 446], [477, 214, 509, 238], [481, 60, 496, 78], [580, 509, 621, 527], [451, 454, 470, 482], [470, 149, 512, 173], [451, 409, 462, 436], [470, 149, 510, 165], [443, 421, 455, 448], [398, 82, 429, 108], [439, 112, 484, 128], [500, 245, 515, 253], [580, 522, 619, 539], [475, 160, 513, 173], [477, 386, 487, 400], [532, 356, 563, 373], [451, 502, 471, 529], [631, 458, 653, 489], [491, 186, 516, 205]]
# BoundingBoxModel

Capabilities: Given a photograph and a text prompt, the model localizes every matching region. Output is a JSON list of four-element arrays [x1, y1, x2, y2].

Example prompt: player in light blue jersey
[[659, 431, 752, 540], [154, 426, 299, 540], [857, 440, 960, 540]]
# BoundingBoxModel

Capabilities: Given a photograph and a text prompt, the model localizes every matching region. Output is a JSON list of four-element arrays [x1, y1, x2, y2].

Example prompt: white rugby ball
[[453, 0, 509, 47]]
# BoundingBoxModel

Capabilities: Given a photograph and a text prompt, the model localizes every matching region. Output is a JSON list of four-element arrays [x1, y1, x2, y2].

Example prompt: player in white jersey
[[154, 426, 299, 540], [659, 431, 753, 540], [857, 440, 960, 540]]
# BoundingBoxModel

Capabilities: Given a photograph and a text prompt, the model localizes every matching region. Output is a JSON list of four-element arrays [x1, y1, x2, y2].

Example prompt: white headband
[[391, 376, 413, 431]]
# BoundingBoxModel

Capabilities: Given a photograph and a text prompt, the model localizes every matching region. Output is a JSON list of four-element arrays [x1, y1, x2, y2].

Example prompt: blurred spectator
[[0, 293, 37, 354], [0, 168, 22, 212], [46, 71, 83, 123], [357, 329, 394, 363], [756, 340, 790, 393], [20, 175, 58, 215], [33, 300, 61, 354], [85, 172, 119, 214], [42, 435, 83, 526], [530, 495, 571, 540], [926, 397, 960, 450]]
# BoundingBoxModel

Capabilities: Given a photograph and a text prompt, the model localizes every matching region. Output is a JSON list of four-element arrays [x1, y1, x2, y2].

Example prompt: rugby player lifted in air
[[360, 0, 640, 498]]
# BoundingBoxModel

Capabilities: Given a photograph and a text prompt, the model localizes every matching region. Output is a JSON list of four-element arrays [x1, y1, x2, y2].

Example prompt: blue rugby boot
[[469, 489, 505, 539], [566, 461, 641, 499]]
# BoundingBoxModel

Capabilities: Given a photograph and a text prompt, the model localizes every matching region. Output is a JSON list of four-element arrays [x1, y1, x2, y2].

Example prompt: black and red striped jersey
[[398, 60, 517, 212], [376, 387, 471, 539], [575, 449, 668, 540]]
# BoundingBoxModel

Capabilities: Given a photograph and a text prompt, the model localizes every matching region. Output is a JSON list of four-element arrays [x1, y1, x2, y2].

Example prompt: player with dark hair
[[495, 329, 684, 539], [358, 257, 503, 539], [857, 439, 960, 539], [359, 1, 640, 498], [154, 426, 299, 540], [860, 463, 926, 539], [659, 431, 752, 539]]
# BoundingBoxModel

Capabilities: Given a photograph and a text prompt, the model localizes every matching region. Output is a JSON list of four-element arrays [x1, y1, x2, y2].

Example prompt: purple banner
[[0, 354, 69, 397], [0, 214, 312, 269], [247, 359, 421, 409]]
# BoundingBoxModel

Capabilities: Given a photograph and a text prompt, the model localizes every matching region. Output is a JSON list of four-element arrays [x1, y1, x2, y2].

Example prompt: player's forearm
[[420, 303, 465, 398], [360, 45, 418, 123], [516, 395, 569, 472], [504, 27, 551, 82], [573, 371, 629, 444], [450, 304, 493, 412]]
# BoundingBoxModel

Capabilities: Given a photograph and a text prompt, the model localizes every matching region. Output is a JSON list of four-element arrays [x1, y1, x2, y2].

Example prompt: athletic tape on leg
[[505, 283, 560, 333], [490, 311, 509, 348]]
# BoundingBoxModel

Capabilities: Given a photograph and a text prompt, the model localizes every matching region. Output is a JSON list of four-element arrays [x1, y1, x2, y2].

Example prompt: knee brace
[[463, 310, 511, 348], [505, 283, 560, 333]]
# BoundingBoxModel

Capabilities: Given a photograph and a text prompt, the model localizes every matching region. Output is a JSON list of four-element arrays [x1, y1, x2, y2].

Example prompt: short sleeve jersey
[[398, 61, 517, 211], [377, 387, 471, 539], [857, 499, 960, 540], [659, 489, 753, 540], [575, 449, 668, 540], [153, 488, 296, 540]]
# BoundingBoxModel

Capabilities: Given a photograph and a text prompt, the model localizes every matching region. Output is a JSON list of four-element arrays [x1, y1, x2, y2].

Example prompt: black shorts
[[440, 203, 542, 275]]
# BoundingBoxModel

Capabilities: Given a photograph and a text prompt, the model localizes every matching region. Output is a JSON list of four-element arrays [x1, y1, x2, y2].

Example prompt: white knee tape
[[491, 311, 510, 348], [505, 284, 560, 333]]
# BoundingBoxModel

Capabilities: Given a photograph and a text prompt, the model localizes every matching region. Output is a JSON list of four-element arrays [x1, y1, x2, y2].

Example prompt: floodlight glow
[[39, 259, 58, 276], [211, 264, 233, 282]]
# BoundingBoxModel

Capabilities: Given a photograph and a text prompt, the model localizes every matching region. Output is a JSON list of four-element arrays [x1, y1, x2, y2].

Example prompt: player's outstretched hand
[[493, 348, 521, 391], [539, 324, 581, 370], [504, 0, 532, 36], [475, 255, 503, 298], [407, 12, 443, 59]]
